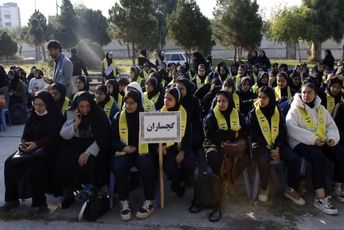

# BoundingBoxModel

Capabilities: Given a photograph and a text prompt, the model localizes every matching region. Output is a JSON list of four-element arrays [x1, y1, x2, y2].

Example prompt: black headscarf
[[22, 91, 62, 141], [146, 77, 159, 99], [76, 75, 89, 91], [96, 85, 110, 109], [72, 91, 111, 152], [327, 77, 343, 104], [257, 71, 269, 88], [258, 86, 276, 120], [9, 70, 19, 90], [105, 52, 113, 65], [51, 82, 67, 112], [0, 65, 8, 88], [165, 87, 182, 111], [106, 79, 120, 101]]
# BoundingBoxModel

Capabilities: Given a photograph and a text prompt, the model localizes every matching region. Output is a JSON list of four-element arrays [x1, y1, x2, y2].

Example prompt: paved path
[[0, 125, 344, 229]]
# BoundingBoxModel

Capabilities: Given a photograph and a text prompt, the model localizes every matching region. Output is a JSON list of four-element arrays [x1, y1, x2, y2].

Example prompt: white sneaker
[[333, 187, 344, 203], [136, 200, 154, 219], [284, 187, 306, 205], [313, 196, 338, 215], [120, 200, 132, 221], [258, 188, 269, 202]]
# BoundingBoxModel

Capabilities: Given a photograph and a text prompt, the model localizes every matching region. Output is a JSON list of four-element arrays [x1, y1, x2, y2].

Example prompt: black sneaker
[[0, 200, 20, 212]]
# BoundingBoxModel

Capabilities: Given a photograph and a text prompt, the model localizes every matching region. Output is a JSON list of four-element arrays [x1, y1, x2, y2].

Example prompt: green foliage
[[0, 31, 17, 58], [75, 39, 105, 68], [51, 0, 79, 48], [27, 10, 48, 46], [109, 0, 160, 51], [75, 5, 111, 46], [212, 0, 263, 50], [167, 0, 214, 55]]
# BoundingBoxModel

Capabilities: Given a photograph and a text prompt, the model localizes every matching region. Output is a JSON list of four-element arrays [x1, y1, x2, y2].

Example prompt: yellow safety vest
[[233, 92, 240, 111], [117, 94, 123, 108], [62, 97, 70, 114], [298, 105, 327, 142], [213, 105, 241, 138], [102, 58, 116, 76], [252, 83, 259, 95], [144, 96, 155, 112], [103, 96, 114, 118], [275, 86, 292, 102], [254, 102, 280, 147], [326, 91, 337, 114], [144, 91, 160, 104], [116, 110, 149, 156], [235, 75, 244, 89], [193, 75, 208, 88], [161, 105, 187, 149]]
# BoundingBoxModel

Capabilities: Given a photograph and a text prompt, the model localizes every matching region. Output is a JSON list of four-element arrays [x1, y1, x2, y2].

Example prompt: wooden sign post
[[139, 112, 181, 208]]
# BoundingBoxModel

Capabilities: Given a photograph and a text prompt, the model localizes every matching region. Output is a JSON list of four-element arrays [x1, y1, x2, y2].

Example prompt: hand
[[326, 139, 336, 147], [22, 142, 38, 152], [19, 143, 28, 152], [158, 146, 167, 155], [78, 153, 90, 166], [175, 151, 185, 164], [122, 146, 136, 154], [73, 109, 81, 130], [315, 138, 325, 147], [270, 148, 280, 161]]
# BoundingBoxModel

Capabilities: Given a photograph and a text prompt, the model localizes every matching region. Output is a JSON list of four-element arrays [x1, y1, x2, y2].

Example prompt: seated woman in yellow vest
[[94, 85, 120, 122], [126, 82, 155, 112], [130, 66, 145, 87], [144, 77, 164, 111], [111, 90, 157, 221], [192, 64, 208, 89], [70, 75, 89, 100], [252, 71, 269, 96], [318, 77, 343, 115], [234, 64, 247, 90], [248, 86, 304, 204], [106, 79, 123, 108], [286, 81, 344, 215], [274, 71, 293, 104], [49, 82, 70, 115], [203, 90, 249, 185], [161, 87, 195, 198], [215, 79, 240, 111]]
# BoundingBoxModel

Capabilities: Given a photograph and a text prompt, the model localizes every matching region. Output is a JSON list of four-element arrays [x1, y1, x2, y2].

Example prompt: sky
[[0, 0, 301, 26]]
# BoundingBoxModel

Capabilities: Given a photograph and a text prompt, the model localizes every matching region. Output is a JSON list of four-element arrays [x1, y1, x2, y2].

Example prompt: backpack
[[189, 173, 223, 222], [10, 103, 27, 125], [78, 187, 110, 222]]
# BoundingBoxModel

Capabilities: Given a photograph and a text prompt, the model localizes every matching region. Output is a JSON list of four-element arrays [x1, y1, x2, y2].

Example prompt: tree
[[52, 0, 79, 48], [27, 10, 48, 61], [152, 0, 177, 49], [301, 0, 344, 61], [212, 0, 263, 60], [9, 26, 26, 56], [267, 6, 311, 61], [167, 0, 214, 56], [75, 5, 111, 46], [109, 0, 160, 64], [0, 31, 17, 61]]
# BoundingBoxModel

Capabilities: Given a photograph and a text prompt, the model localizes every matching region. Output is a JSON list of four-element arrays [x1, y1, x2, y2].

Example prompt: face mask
[[35, 110, 48, 116]]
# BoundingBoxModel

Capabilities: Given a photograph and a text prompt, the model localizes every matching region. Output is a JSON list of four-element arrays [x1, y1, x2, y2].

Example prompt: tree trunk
[[127, 44, 131, 59], [239, 45, 243, 61], [310, 41, 321, 62], [286, 41, 296, 60], [35, 46, 39, 62], [41, 43, 46, 61], [297, 41, 301, 63], [131, 42, 136, 65], [342, 45, 344, 61], [233, 44, 237, 62]]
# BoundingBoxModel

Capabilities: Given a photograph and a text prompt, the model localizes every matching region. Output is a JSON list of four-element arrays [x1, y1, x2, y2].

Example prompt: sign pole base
[[159, 143, 165, 208]]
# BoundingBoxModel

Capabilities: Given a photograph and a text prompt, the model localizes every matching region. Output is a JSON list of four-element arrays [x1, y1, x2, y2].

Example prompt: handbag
[[78, 186, 110, 222], [0, 94, 6, 109], [11, 147, 45, 163]]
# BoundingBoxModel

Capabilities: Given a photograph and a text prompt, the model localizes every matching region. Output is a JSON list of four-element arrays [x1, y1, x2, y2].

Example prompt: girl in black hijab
[[106, 79, 123, 107], [161, 87, 194, 198], [8, 69, 27, 107], [319, 77, 343, 115], [247, 86, 303, 204], [54, 91, 111, 209], [50, 82, 70, 115], [144, 77, 164, 111], [2, 91, 63, 213], [111, 90, 157, 221], [95, 85, 120, 121], [71, 75, 89, 100]]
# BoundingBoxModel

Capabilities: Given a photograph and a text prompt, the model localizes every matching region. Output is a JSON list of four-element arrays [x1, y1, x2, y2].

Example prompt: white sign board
[[139, 111, 181, 143]]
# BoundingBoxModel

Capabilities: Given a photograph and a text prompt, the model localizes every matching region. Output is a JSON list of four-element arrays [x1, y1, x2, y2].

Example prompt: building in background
[[0, 2, 21, 29]]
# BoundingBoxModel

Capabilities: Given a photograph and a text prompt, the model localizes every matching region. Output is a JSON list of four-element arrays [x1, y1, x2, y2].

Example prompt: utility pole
[[34, 0, 37, 10], [56, 0, 59, 16]]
